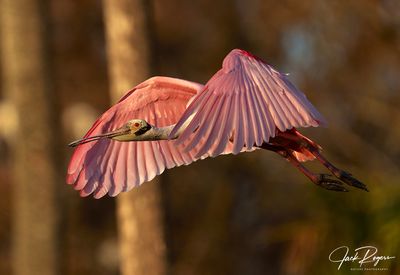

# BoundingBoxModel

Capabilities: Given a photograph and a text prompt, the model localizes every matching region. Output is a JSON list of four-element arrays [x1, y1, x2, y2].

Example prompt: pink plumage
[[67, 76, 204, 198], [170, 49, 327, 158], [67, 49, 367, 197]]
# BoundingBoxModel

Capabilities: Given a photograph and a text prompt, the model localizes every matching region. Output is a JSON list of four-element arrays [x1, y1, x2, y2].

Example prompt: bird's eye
[[134, 122, 140, 127]]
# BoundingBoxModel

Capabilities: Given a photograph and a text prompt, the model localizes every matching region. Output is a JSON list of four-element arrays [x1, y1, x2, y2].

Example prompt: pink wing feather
[[67, 76, 203, 198], [170, 49, 327, 158]]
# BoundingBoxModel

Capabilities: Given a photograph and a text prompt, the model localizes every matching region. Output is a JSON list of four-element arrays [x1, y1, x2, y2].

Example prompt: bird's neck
[[154, 125, 177, 140], [134, 117, 194, 141], [137, 125, 177, 141]]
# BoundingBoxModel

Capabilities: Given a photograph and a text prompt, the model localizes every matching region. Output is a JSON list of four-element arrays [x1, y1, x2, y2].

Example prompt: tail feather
[[270, 128, 322, 162]]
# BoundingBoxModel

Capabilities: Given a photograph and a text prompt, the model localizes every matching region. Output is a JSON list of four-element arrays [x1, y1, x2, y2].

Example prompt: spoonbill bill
[[67, 49, 367, 198]]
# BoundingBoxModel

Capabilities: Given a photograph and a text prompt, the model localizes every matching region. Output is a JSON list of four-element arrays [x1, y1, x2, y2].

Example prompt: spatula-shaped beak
[[68, 125, 131, 147]]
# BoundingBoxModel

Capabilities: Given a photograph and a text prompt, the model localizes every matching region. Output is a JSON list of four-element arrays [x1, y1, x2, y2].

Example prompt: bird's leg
[[259, 144, 348, 192], [272, 129, 368, 191], [304, 144, 368, 191]]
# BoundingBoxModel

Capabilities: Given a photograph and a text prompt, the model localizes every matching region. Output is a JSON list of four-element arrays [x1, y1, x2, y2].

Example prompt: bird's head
[[113, 119, 152, 141], [68, 119, 152, 147]]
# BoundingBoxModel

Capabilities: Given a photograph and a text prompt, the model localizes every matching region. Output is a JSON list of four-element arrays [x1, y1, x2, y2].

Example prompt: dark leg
[[259, 144, 348, 192], [263, 129, 368, 191], [304, 144, 368, 191]]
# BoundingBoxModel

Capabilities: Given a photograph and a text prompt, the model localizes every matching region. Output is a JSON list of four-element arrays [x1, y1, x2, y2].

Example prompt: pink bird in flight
[[67, 49, 367, 198]]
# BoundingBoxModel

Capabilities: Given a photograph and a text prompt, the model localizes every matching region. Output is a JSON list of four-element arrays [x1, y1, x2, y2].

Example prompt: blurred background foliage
[[0, 0, 399, 274]]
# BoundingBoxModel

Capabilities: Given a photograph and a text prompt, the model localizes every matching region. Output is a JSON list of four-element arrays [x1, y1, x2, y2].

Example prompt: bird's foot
[[333, 171, 369, 192], [315, 174, 349, 192]]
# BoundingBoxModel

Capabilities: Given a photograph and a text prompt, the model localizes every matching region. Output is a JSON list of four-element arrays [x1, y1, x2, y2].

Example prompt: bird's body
[[67, 49, 367, 198]]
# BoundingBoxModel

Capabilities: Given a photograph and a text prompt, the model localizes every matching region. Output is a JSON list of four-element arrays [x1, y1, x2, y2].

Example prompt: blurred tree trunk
[[102, 1, 166, 275], [0, 0, 60, 275]]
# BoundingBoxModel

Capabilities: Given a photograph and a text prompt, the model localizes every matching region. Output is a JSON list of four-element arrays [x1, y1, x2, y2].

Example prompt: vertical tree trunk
[[102, 1, 166, 275], [0, 0, 60, 275]]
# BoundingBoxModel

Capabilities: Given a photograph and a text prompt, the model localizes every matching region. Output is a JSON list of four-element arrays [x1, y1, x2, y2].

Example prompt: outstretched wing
[[170, 49, 327, 158], [67, 76, 203, 198]]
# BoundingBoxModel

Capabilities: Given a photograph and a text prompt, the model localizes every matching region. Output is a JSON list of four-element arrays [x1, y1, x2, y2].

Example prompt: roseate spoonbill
[[67, 49, 367, 198]]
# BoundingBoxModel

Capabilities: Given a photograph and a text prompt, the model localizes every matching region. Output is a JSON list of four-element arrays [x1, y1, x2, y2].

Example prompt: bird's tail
[[270, 128, 322, 162]]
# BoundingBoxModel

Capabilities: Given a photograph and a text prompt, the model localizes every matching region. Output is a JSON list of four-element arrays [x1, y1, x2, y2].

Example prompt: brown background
[[0, 0, 399, 274]]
